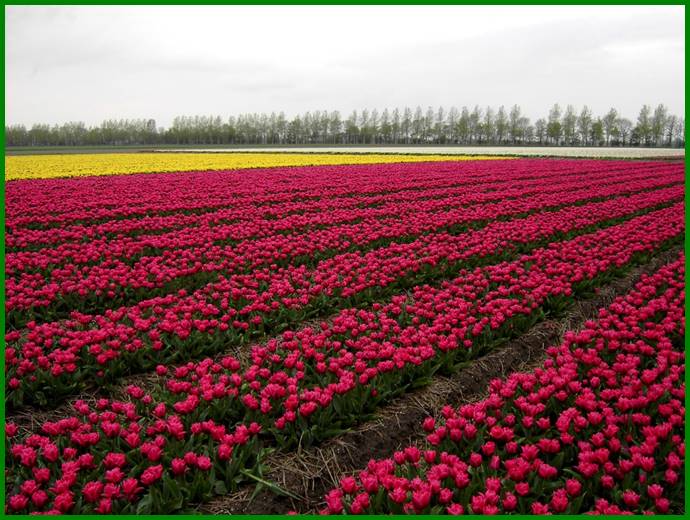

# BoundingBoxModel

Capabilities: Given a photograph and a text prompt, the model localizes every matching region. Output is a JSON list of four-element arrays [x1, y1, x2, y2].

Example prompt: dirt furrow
[[201, 247, 682, 514]]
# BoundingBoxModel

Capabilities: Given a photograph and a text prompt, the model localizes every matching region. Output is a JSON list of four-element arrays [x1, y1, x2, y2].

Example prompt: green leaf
[[569, 493, 586, 514], [213, 480, 228, 496], [240, 469, 301, 500], [136, 494, 153, 515]]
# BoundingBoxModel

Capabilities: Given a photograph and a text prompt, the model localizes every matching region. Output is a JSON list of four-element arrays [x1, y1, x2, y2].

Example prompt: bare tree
[[447, 107, 459, 143], [534, 118, 546, 145], [602, 108, 618, 146], [483, 106, 495, 144], [457, 107, 470, 144], [508, 105, 522, 144], [434, 106, 445, 143], [379, 108, 391, 144], [636, 105, 652, 146], [651, 104, 668, 146], [495, 106, 508, 144], [469, 106, 482, 144], [577, 106, 593, 146], [391, 108, 401, 144], [546, 104, 562, 145], [615, 118, 632, 146], [401, 107, 412, 144], [676, 117, 685, 146], [8, 104, 684, 148], [562, 105, 577, 145]]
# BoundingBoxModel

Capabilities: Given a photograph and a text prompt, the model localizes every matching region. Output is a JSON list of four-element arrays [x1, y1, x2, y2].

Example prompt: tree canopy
[[5, 104, 684, 148]]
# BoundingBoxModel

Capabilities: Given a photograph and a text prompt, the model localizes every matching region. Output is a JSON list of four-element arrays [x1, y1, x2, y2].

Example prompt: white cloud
[[5, 5, 685, 126]]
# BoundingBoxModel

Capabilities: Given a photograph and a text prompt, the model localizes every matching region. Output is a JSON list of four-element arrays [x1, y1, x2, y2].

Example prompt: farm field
[[4, 156, 685, 515], [4, 152, 505, 181], [154, 146, 686, 159]]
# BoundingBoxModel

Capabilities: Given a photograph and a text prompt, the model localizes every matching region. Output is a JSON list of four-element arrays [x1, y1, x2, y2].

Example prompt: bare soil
[[9, 248, 680, 513], [201, 247, 681, 514]]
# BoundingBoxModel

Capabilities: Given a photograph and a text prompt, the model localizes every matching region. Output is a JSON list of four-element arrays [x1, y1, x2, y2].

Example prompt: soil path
[[201, 247, 681, 514]]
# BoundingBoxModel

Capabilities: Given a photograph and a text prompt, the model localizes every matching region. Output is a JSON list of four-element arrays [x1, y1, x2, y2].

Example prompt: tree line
[[5, 104, 684, 148]]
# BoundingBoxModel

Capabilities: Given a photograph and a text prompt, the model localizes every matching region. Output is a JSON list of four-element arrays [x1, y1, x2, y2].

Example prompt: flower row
[[11, 161, 663, 268], [7, 159, 673, 231], [7, 173, 681, 325], [7, 158, 618, 248], [321, 253, 684, 514], [143, 203, 683, 449], [6, 186, 682, 407], [6, 152, 507, 181], [5, 173, 683, 324], [5, 213, 681, 514], [7, 158, 527, 226]]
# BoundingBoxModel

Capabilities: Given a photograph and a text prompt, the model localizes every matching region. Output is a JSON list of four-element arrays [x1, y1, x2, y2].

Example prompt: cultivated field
[[4, 155, 685, 515], [154, 146, 686, 159], [4, 153, 505, 181]]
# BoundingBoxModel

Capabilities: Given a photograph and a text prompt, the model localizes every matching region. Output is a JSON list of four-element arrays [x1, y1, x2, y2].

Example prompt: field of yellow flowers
[[5, 152, 507, 180]]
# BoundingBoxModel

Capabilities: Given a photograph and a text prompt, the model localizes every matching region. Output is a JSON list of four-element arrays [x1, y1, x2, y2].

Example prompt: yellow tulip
[[5, 152, 510, 181]]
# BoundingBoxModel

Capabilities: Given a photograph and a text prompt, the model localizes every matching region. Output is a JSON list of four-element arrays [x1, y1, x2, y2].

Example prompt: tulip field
[[4, 152, 503, 181], [3, 155, 685, 514], [323, 255, 685, 515]]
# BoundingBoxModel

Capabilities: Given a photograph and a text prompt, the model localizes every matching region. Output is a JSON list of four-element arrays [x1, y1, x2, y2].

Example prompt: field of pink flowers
[[323, 255, 685, 515], [4, 158, 685, 514]]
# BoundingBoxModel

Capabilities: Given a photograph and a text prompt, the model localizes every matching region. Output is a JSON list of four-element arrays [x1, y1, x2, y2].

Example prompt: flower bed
[[6, 193, 682, 407], [6, 171, 680, 322], [321, 254, 685, 514], [5, 158, 684, 514], [5, 215, 682, 514]]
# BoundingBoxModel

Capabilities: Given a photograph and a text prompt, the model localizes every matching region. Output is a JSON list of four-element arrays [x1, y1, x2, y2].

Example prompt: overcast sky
[[6, 5, 685, 127]]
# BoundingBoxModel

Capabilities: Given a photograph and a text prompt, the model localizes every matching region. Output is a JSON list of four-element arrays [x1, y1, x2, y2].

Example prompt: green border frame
[[1, 2, 687, 518]]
